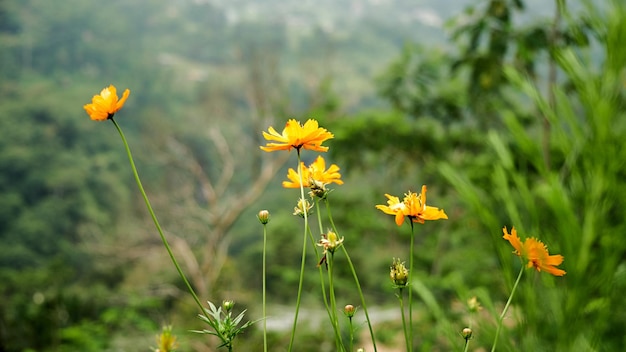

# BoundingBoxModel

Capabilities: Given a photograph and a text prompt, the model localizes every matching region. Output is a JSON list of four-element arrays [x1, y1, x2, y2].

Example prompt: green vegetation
[[0, 0, 624, 351]]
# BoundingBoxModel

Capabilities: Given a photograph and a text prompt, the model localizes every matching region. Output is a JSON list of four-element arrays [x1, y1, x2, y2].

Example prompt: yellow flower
[[260, 119, 334, 152], [282, 156, 343, 189], [155, 325, 178, 352], [283, 162, 312, 188], [83, 85, 130, 121], [376, 185, 448, 226], [502, 227, 566, 276]]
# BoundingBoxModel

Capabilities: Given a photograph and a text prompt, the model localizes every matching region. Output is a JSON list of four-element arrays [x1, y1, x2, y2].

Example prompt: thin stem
[[408, 221, 415, 352], [327, 252, 344, 351], [348, 316, 354, 352], [262, 223, 268, 352], [325, 199, 378, 352], [110, 118, 207, 318], [397, 288, 411, 352], [288, 150, 308, 352], [313, 201, 342, 348], [491, 265, 525, 352]]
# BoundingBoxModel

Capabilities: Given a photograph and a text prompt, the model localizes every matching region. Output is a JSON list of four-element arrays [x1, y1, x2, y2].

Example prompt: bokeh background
[[1, 0, 625, 351]]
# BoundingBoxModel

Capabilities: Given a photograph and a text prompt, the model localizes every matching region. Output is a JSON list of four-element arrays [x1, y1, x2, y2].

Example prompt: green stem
[[408, 221, 415, 352], [491, 265, 525, 352], [288, 151, 308, 352], [110, 118, 207, 318], [325, 199, 378, 352], [397, 288, 411, 352], [327, 252, 344, 351], [348, 316, 354, 352], [312, 201, 342, 348], [262, 223, 268, 352]]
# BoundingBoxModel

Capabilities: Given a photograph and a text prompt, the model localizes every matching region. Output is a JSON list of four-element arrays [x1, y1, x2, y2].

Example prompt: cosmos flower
[[83, 85, 130, 121], [376, 185, 448, 226], [260, 119, 334, 153], [502, 227, 566, 276], [282, 156, 343, 189]]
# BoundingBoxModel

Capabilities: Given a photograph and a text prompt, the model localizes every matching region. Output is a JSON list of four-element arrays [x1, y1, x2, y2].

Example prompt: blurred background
[[1, 0, 625, 351]]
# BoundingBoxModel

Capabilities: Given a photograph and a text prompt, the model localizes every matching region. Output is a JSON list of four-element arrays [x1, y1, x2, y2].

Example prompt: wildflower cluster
[[83, 87, 567, 351]]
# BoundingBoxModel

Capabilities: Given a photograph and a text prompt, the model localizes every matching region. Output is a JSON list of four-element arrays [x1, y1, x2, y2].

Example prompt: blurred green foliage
[[0, 0, 624, 351]]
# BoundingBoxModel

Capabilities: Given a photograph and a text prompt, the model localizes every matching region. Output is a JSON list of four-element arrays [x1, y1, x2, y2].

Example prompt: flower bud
[[467, 296, 482, 313], [222, 300, 234, 312], [390, 258, 409, 288], [293, 198, 313, 217], [310, 178, 328, 199], [155, 325, 178, 352], [317, 231, 344, 254], [461, 327, 472, 340], [343, 304, 356, 318], [257, 210, 270, 224]]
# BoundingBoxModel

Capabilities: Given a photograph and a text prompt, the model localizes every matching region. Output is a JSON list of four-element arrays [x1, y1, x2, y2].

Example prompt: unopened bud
[[293, 198, 313, 217], [390, 258, 409, 288], [343, 304, 356, 318], [257, 210, 270, 224], [461, 327, 472, 340], [467, 296, 482, 313], [222, 300, 234, 312]]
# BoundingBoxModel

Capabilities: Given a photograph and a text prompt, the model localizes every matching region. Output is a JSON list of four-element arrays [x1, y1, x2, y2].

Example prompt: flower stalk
[[408, 221, 415, 352], [288, 150, 309, 352], [491, 265, 524, 352], [325, 199, 378, 351], [257, 210, 270, 352], [111, 118, 207, 318]]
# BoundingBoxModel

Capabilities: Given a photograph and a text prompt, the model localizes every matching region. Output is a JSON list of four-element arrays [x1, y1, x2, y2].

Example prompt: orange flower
[[282, 156, 343, 189], [282, 162, 312, 188], [260, 119, 334, 152], [376, 185, 448, 226], [502, 227, 566, 276], [83, 85, 130, 121], [376, 194, 406, 226]]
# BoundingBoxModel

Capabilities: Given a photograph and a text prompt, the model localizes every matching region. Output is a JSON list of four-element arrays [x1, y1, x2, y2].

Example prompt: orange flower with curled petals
[[376, 185, 448, 226], [404, 185, 448, 224], [376, 194, 407, 226], [260, 119, 334, 152], [83, 85, 130, 121], [282, 156, 343, 189], [502, 227, 566, 276]]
